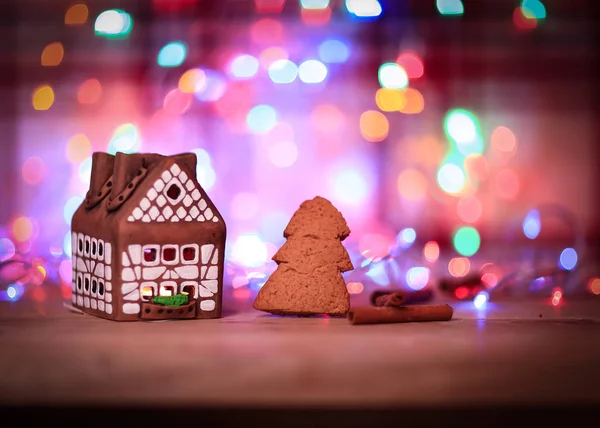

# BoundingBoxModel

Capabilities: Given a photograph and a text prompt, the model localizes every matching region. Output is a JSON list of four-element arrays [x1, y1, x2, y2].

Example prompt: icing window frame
[[140, 282, 158, 302], [161, 245, 179, 265], [159, 281, 177, 297], [84, 236, 91, 257], [142, 245, 161, 267], [180, 281, 198, 299], [91, 238, 98, 260], [83, 273, 91, 295], [78, 234, 84, 256], [181, 244, 199, 265], [98, 279, 105, 298], [98, 239, 105, 261], [91, 278, 98, 297], [163, 177, 186, 205]]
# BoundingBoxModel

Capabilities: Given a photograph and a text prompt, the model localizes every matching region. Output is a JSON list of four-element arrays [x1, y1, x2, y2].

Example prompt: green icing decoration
[[152, 294, 189, 307]]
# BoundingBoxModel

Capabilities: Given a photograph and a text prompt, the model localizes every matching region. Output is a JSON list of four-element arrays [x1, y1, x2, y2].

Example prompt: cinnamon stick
[[370, 289, 433, 307], [348, 304, 453, 325]]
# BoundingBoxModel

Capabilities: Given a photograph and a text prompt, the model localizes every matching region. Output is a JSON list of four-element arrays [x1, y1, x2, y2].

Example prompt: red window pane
[[166, 184, 181, 200], [182, 247, 196, 261], [144, 248, 157, 262], [163, 247, 177, 262]]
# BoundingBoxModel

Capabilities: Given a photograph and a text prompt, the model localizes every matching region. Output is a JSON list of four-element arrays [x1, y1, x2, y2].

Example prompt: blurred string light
[[423, 241, 440, 262], [457, 195, 482, 224], [397, 168, 427, 201], [453, 226, 480, 257], [163, 89, 192, 115], [228, 54, 260, 79], [230, 192, 260, 220], [41, 42, 64, 67], [332, 169, 369, 206], [22, 157, 46, 185], [77, 79, 102, 105], [12, 217, 33, 242], [94, 9, 133, 38], [444, 109, 483, 156], [157, 42, 187, 67], [436, 0, 464, 16], [398, 228, 416, 248], [473, 291, 488, 309], [259, 47, 289, 69], [376, 88, 406, 112], [191, 148, 216, 190], [513, 7, 538, 30], [65, 4, 89, 25], [312, 104, 346, 134], [437, 163, 465, 194], [448, 257, 470, 277], [464, 153, 489, 181], [378, 63, 408, 89], [268, 59, 298, 84], [298, 60, 328, 84], [345, 0, 382, 18], [78, 157, 93, 185], [522, 209, 541, 239], [589, 278, 600, 295], [194, 69, 226, 102], [406, 267, 430, 290], [300, 5, 332, 25], [178, 69, 207, 93], [318, 39, 350, 64], [551, 287, 562, 306], [32, 84, 54, 111], [396, 52, 424, 79], [107, 123, 141, 155], [398, 88, 425, 114], [63, 231, 72, 257], [347, 282, 364, 294], [230, 234, 268, 268], [491, 126, 517, 154], [521, 0, 546, 19], [301, 0, 329, 8], [0, 238, 16, 262], [247, 105, 278, 134], [360, 110, 389, 142], [251, 18, 283, 44], [63, 196, 84, 225], [559, 248, 577, 271]]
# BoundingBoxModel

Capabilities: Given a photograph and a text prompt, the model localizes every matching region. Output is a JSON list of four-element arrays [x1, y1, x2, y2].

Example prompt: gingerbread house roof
[[83, 151, 224, 228]]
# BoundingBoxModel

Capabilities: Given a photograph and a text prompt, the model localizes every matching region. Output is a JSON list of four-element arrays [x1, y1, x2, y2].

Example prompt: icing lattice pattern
[[119, 243, 219, 315], [128, 163, 220, 224], [71, 232, 113, 314]]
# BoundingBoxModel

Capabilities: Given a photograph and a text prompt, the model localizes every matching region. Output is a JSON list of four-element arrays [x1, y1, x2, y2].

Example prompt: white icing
[[211, 249, 219, 265], [89, 260, 96, 274], [206, 266, 218, 280], [98, 301, 105, 311], [133, 207, 143, 219], [213, 217, 219, 222], [204, 208, 213, 220], [147, 188, 158, 201], [171, 271, 179, 279], [191, 189, 201, 200], [170, 163, 181, 176], [77, 233, 84, 256], [154, 179, 165, 192], [142, 214, 151, 222], [200, 266, 207, 279], [200, 300, 215, 311], [157, 216, 165, 222], [94, 263, 104, 278], [71, 294, 76, 304], [185, 215, 192, 222], [183, 195, 193, 207], [106, 303, 113, 314], [171, 216, 179, 222], [198, 285, 213, 297], [201, 280, 218, 293], [76, 257, 87, 273], [134, 266, 142, 280], [186, 180, 195, 191], [105, 293, 112, 303], [199, 199, 207, 210], [122, 282, 138, 294], [163, 206, 173, 219], [91, 238, 98, 260], [128, 245, 142, 265], [123, 303, 140, 314], [105, 243, 112, 265], [162, 271, 170, 279], [122, 252, 131, 267], [201, 244, 214, 264], [181, 244, 199, 264], [173, 265, 199, 279], [124, 290, 140, 301], [105, 281, 112, 292], [84, 236, 91, 257], [83, 274, 91, 295], [128, 216, 135, 222], [197, 215, 205, 222], [142, 266, 167, 280], [140, 198, 151, 211], [122, 268, 136, 282], [105, 266, 112, 280], [91, 299, 97, 310], [189, 206, 200, 219], [156, 195, 167, 207], [179, 170, 188, 183], [84, 297, 90, 308], [177, 206, 187, 219], [162, 170, 172, 182], [77, 295, 84, 306], [149, 206, 160, 220]]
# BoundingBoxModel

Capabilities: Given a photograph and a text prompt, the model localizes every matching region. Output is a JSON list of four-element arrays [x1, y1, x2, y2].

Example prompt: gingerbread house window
[[181, 282, 198, 298], [84, 236, 91, 257], [162, 245, 179, 265], [166, 183, 182, 201], [78, 237, 83, 255], [98, 240, 104, 259], [77, 273, 82, 291], [98, 279, 105, 297], [91, 238, 98, 259], [140, 283, 157, 301], [181, 244, 199, 264], [91, 278, 97, 296], [84, 275, 90, 293], [144, 247, 158, 263], [159, 282, 177, 296]]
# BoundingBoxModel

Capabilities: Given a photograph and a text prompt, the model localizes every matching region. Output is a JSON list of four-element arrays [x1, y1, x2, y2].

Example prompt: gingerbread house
[[70, 152, 226, 321]]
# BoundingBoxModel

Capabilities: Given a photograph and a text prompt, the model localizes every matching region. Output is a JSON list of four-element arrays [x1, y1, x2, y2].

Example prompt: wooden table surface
[[2, 291, 600, 410]]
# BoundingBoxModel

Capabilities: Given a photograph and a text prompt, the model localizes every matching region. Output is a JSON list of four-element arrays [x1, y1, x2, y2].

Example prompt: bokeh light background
[[1, 0, 599, 309]]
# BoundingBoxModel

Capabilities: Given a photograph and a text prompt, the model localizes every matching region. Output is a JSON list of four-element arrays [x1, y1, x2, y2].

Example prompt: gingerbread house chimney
[[85, 152, 114, 210]]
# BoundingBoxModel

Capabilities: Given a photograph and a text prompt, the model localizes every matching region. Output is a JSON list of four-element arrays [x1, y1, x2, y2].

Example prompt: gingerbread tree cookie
[[253, 196, 353, 316]]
